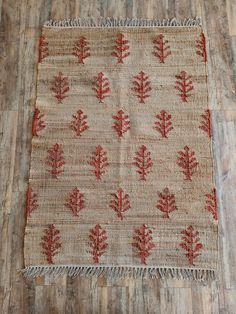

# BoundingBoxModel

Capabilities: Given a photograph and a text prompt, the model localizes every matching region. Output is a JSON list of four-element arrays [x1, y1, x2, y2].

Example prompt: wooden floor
[[1, 0, 236, 313]]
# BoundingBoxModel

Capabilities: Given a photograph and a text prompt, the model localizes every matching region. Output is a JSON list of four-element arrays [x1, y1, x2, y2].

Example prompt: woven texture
[[24, 22, 218, 278]]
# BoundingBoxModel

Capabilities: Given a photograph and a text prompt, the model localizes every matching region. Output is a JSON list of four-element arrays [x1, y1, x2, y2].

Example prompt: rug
[[22, 17, 218, 281]]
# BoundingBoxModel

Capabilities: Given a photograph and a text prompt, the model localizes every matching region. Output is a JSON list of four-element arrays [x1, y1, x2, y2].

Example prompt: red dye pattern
[[89, 145, 109, 180], [179, 225, 203, 266], [132, 224, 155, 265], [196, 32, 207, 63], [175, 71, 194, 102], [109, 188, 131, 220], [25, 185, 38, 218], [46, 143, 65, 179], [133, 145, 153, 181], [154, 110, 173, 138], [156, 187, 177, 218], [65, 187, 85, 217], [38, 35, 49, 63], [112, 109, 130, 138], [32, 108, 45, 136], [199, 109, 212, 138], [153, 34, 171, 63], [205, 188, 218, 220], [92, 72, 110, 103], [70, 109, 89, 137], [51, 72, 70, 103], [111, 33, 130, 64], [88, 224, 108, 263], [73, 36, 90, 64], [132, 71, 152, 103], [41, 224, 62, 264], [177, 146, 198, 181]]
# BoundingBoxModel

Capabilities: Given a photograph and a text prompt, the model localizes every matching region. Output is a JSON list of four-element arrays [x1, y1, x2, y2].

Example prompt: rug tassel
[[44, 17, 202, 28], [20, 265, 216, 282]]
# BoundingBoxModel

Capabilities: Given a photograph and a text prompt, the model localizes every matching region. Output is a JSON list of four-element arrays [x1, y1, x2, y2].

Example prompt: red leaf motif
[[92, 72, 110, 103], [89, 145, 109, 180], [133, 145, 153, 181], [199, 109, 212, 138], [196, 32, 207, 63], [177, 146, 198, 181], [109, 188, 131, 220], [73, 36, 91, 64], [88, 224, 108, 263], [112, 109, 130, 138], [46, 143, 65, 179], [154, 110, 173, 138], [179, 225, 203, 266], [132, 224, 155, 265], [38, 35, 49, 63], [41, 224, 62, 264], [205, 188, 218, 220], [156, 187, 177, 218], [131, 71, 152, 103], [51, 72, 70, 103], [175, 71, 194, 102], [153, 34, 171, 63], [65, 188, 85, 217], [111, 33, 130, 64], [25, 185, 38, 218], [70, 109, 89, 137], [32, 108, 45, 136]]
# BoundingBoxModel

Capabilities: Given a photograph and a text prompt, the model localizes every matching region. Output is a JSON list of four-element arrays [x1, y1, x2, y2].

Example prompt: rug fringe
[[44, 17, 202, 28], [21, 265, 216, 281]]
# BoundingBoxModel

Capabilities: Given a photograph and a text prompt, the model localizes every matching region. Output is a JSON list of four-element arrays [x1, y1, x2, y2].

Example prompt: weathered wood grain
[[0, 0, 236, 313]]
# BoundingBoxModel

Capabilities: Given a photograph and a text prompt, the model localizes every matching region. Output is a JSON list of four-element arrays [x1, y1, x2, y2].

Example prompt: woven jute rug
[[22, 17, 218, 281]]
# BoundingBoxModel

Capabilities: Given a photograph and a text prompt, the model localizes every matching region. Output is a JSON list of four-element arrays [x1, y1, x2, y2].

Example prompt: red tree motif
[[73, 36, 90, 64], [109, 188, 131, 220], [196, 32, 207, 63], [205, 188, 218, 220], [199, 109, 212, 138], [112, 109, 130, 138], [175, 71, 194, 102], [89, 145, 109, 180], [154, 110, 173, 138], [38, 35, 49, 63], [46, 143, 65, 179], [25, 185, 38, 218], [153, 34, 171, 63], [65, 188, 85, 217], [132, 71, 152, 103], [133, 145, 153, 180], [111, 33, 130, 64], [51, 72, 70, 103], [177, 146, 198, 181], [70, 109, 89, 137], [32, 108, 45, 136], [92, 72, 110, 103], [156, 187, 177, 218], [41, 224, 62, 264], [88, 224, 108, 263], [179, 225, 203, 265], [132, 224, 155, 265]]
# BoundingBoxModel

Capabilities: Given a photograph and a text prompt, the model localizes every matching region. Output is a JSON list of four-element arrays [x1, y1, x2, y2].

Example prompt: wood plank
[[226, 0, 236, 36]]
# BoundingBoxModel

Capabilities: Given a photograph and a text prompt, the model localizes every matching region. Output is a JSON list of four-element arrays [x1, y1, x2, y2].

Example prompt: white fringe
[[21, 265, 216, 281], [44, 17, 202, 28]]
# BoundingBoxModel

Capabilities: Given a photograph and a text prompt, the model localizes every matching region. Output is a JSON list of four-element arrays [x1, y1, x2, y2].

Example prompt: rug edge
[[20, 265, 217, 281], [44, 17, 202, 28]]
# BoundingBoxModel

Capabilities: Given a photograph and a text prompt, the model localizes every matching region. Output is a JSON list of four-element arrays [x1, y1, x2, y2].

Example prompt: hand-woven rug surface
[[23, 17, 218, 281]]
